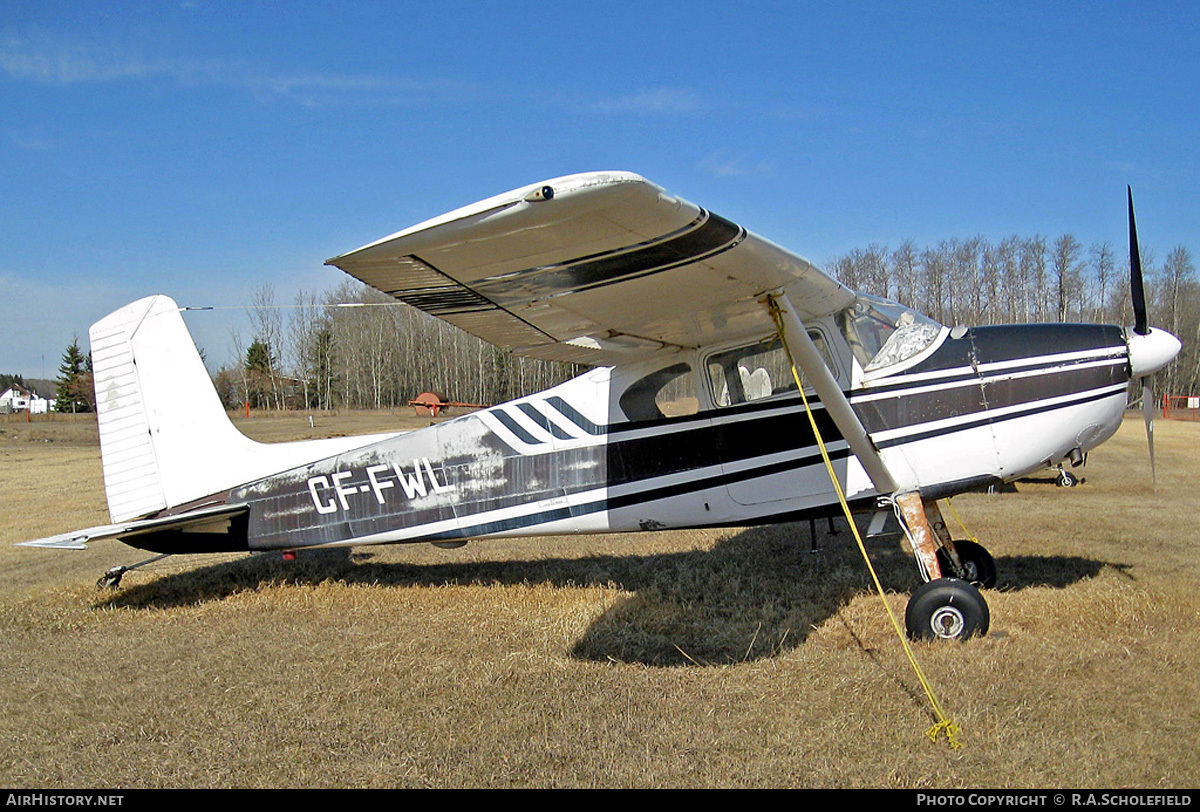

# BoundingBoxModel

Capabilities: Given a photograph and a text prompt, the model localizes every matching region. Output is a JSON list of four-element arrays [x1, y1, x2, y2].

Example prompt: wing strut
[[766, 292, 965, 744], [764, 292, 903, 495]]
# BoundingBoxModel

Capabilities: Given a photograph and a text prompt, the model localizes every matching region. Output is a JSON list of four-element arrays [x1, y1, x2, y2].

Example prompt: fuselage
[[229, 317, 1133, 553]]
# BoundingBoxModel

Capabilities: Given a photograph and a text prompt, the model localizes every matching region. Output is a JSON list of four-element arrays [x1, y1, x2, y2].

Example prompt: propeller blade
[[1128, 186, 1149, 336], [1143, 381, 1156, 488]]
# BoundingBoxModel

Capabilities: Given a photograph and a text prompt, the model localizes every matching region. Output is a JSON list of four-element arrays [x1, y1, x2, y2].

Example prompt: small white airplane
[[20, 173, 1181, 642]]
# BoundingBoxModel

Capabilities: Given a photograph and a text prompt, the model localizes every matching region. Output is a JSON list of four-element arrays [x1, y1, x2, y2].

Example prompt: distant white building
[[0, 384, 55, 414]]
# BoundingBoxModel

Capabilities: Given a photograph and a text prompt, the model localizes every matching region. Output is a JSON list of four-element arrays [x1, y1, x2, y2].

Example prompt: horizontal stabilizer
[[17, 504, 249, 551]]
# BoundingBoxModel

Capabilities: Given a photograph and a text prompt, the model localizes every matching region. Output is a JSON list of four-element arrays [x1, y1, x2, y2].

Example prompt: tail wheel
[[906, 578, 990, 642], [936, 539, 997, 589]]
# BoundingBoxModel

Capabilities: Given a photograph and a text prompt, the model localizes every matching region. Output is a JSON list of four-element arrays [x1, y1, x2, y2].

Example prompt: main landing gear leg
[[895, 492, 990, 641], [927, 500, 998, 590], [895, 492, 943, 583]]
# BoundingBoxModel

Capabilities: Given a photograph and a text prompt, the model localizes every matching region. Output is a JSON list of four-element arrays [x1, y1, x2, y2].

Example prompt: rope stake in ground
[[765, 296, 963, 749]]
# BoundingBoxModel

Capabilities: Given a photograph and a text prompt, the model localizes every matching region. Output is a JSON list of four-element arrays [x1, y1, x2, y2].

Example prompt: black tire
[[905, 578, 990, 641], [1057, 469, 1079, 487], [936, 539, 997, 589]]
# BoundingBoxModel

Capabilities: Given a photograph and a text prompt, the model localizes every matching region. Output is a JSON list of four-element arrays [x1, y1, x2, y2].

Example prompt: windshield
[[836, 294, 943, 373]]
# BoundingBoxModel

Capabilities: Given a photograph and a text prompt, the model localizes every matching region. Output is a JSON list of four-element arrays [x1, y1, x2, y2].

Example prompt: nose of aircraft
[[1126, 327, 1182, 378]]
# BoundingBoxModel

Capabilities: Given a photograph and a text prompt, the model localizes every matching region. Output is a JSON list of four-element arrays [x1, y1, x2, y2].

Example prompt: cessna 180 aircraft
[[21, 172, 1181, 641]]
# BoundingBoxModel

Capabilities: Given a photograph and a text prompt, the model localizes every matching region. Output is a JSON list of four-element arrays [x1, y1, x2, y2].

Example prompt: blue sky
[[2, 1, 1197, 377]]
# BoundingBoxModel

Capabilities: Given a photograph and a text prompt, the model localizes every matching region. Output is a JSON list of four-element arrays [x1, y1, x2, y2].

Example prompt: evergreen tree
[[54, 338, 92, 413], [245, 338, 276, 409], [0, 373, 26, 393]]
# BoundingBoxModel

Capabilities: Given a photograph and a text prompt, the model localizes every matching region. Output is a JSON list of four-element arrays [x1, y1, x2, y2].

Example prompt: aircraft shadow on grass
[[96, 521, 1118, 667]]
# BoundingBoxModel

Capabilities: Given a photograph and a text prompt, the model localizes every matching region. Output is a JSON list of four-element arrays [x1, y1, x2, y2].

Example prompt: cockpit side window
[[706, 332, 835, 407], [618, 362, 699, 421]]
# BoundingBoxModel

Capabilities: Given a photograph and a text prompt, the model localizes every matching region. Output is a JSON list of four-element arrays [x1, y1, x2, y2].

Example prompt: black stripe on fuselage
[[503, 399, 843, 491], [516, 403, 573, 440], [873, 385, 1125, 449], [971, 323, 1127, 363], [854, 358, 1127, 436], [548, 390, 830, 439], [858, 323, 1128, 396], [423, 445, 857, 541], [545, 396, 608, 435], [491, 408, 543, 445], [894, 323, 1128, 376], [857, 347, 1125, 399]]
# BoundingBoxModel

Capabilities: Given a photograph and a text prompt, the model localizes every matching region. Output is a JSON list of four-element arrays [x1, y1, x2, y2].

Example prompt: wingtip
[[17, 533, 93, 550]]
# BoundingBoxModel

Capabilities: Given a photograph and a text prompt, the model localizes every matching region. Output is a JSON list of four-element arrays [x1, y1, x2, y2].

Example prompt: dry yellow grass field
[[1, 409, 1198, 788]]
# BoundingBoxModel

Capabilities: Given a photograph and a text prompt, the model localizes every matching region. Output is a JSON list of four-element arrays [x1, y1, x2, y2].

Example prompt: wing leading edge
[[327, 171, 855, 365]]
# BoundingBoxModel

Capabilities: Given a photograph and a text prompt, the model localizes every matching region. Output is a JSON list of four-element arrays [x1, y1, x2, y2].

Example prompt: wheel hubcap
[[929, 606, 966, 639]]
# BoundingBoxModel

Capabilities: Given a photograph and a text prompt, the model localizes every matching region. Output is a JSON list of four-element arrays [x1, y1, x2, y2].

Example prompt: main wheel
[[936, 539, 997, 589], [905, 578, 990, 641]]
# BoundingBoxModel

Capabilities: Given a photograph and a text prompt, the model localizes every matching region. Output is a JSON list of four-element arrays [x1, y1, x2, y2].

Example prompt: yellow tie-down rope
[[766, 298, 963, 748], [944, 498, 980, 546]]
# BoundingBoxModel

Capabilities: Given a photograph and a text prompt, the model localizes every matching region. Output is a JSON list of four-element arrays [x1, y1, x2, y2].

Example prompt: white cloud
[[0, 29, 467, 107], [5, 128, 53, 151], [698, 152, 776, 179], [588, 87, 704, 116], [0, 30, 168, 83]]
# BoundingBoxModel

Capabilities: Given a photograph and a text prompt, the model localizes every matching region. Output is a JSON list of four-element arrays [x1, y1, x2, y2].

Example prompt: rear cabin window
[[707, 332, 835, 407], [618, 363, 699, 421]]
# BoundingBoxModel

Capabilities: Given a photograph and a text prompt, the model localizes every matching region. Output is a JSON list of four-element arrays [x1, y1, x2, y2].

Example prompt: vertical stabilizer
[[90, 296, 395, 523], [91, 296, 189, 521]]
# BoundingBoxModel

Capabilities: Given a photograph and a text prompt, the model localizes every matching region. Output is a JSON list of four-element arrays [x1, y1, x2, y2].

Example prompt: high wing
[[326, 171, 855, 365]]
